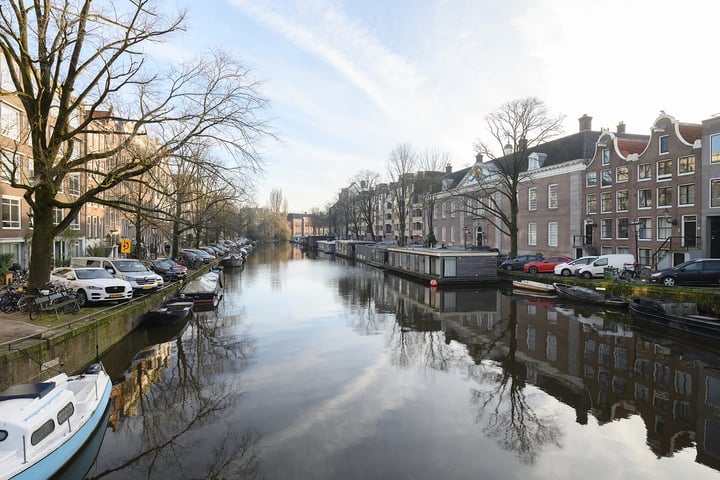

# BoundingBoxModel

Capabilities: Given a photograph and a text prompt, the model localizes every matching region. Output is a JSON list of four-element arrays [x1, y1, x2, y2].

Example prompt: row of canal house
[[433, 112, 720, 270]]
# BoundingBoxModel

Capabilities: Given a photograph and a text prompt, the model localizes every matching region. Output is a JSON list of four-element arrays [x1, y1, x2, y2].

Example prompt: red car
[[523, 255, 573, 274]]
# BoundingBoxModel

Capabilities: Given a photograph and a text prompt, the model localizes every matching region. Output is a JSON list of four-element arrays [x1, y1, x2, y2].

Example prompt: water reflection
[[89, 309, 259, 479], [88, 245, 720, 478]]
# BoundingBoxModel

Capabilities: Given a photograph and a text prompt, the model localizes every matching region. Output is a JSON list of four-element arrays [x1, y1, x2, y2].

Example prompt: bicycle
[[619, 263, 652, 281]]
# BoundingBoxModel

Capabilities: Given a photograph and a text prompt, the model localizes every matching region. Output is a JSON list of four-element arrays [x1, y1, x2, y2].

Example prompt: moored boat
[[553, 283, 628, 308], [180, 269, 223, 310], [0, 363, 112, 480], [220, 253, 244, 268], [512, 279, 555, 294], [144, 296, 195, 324], [629, 297, 720, 338]]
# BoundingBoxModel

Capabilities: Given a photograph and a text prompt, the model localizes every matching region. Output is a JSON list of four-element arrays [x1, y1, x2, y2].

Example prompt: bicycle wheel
[[638, 266, 652, 280], [619, 270, 633, 281], [17, 295, 34, 313]]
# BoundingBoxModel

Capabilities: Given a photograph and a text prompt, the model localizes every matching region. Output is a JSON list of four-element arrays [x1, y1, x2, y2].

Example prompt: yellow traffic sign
[[120, 238, 131, 254]]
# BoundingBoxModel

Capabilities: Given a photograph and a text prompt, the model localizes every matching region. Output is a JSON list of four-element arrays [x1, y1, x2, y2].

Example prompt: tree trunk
[[28, 206, 54, 292]]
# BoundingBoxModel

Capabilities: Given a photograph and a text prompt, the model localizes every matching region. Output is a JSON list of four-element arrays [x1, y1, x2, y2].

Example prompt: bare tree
[[418, 147, 451, 173], [465, 97, 564, 257], [268, 188, 287, 214], [351, 170, 381, 240], [0, 1, 270, 289], [386, 144, 417, 246]]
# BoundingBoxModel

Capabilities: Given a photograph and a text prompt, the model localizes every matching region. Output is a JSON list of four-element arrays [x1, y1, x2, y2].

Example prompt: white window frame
[[548, 184, 558, 209], [0, 102, 20, 140], [69, 173, 81, 196], [547, 222, 558, 247], [678, 183, 695, 206], [528, 187, 537, 211], [528, 222, 537, 246], [678, 155, 695, 175], [659, 135, 669, 155], [1, 195, 20, 229]]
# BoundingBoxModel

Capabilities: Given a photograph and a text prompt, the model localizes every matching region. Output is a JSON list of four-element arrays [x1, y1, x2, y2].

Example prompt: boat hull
[[553, 283, 628, 308], [4, 369, 112, 480], [629, 298, 720, 338]]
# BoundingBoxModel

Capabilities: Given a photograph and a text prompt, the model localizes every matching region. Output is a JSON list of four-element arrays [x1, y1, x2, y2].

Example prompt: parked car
[[650, 258, 720, 286], [178, 250, 203, 268], [499, 255, 544, 271], [184, 248, 215, 263], [50, 267, 133, 306], [145, 258, 187, 282], [70, 257, 161, 292], [553, 256, 598, 277], [576, 254, 635, 279], [523, 255, 573, 274]]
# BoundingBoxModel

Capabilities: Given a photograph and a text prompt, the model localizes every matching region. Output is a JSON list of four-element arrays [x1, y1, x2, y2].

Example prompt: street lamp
[[630, 219, 640, 266]]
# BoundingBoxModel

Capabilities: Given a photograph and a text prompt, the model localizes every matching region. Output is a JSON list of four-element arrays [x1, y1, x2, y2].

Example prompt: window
[[52, 207, 63, 226], [31, 419, 55, 446], [69, 173, 80, 196], [657, 217, 672, 240], [586, 194, 597, 214], [1, 196, 20, 229], [441, 203, 446, 218], [659, 135, 669, 154], [602, 148, 610, 165], [638, 163, 652, 180], [712, 134, 720, 163], [678, 184, 695, 206], [638, 218, 652, 240], [27, 157, 33, 180], [657, 186, 672, 207], [601, 169, 612, 187], [617, 218, 629, 239], [528, 223, 537, 246], [0, 103, 20, 139], [70, 214, 80, 230], [548, 184, 558, 209], [638, 189, 652, 209], [586, 171, 597, 187], [601, 192, 612, 213], [678, 155, 695, 175], [0, 58, 14, 91], [547, 222, 558, 247], [601, 218, 612, 239], [616, 190, 629, 211], [450, 201, 455, 218], [712, 179, 720, 208], [616, 166, 629, 183], [57, 402, 75, 425], [450, 225, 456, 242], [528, 187, 537, 211], [441, 226, 446, 242], [657, 159, 672, 178]]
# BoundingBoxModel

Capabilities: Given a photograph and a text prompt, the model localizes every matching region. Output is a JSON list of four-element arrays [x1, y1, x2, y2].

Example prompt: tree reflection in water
[[91, 310, 260, 479], [467, 301, 562, 464]]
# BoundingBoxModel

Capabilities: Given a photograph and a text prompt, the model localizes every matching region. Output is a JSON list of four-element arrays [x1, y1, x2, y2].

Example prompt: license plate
[[110, 293, 123, 298], [143, 285, 153, 289]]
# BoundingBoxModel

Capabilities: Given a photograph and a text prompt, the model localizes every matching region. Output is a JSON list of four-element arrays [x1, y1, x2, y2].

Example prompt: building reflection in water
[[355, 270, 720, 470]]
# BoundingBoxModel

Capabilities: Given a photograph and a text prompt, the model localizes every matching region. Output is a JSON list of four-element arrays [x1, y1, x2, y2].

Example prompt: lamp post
[[150, 226, 158, 259], [630, 219, 640, 266]]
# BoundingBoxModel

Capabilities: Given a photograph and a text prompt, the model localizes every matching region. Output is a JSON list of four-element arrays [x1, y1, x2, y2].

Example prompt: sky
[[164, 0, 720, 213]]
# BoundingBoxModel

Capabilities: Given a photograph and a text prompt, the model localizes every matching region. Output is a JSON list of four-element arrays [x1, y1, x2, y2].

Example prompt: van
[[70, 257, 161, 292], [576, 254, 635, 279]]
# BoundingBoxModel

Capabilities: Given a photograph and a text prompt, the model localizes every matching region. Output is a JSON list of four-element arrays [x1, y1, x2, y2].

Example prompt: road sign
[[120, 238, 131, 254]]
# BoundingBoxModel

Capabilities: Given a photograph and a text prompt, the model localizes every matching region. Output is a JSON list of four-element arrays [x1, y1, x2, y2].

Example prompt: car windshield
[[153, 260, 172, 268], [113, 260, 148, 272], [76, 268, 114, 279]]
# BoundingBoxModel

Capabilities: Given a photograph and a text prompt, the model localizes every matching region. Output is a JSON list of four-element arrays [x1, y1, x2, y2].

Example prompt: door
[[683, 216, 696, 247]]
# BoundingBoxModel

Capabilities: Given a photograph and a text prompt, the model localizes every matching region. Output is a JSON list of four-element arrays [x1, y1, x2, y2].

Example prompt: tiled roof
[[617, 139, 648, 156], [679, 123, 702, 143]]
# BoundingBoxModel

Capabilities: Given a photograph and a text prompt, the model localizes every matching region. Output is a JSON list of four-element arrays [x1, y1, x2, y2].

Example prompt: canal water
[[82, 243, 720, 479]]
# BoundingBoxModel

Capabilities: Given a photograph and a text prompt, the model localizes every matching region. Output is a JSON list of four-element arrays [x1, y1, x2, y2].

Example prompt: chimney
[[579, 114, 592, 132], [475, 152, 483, 163], [445, 163, 452, 173], [616, 121, 626, 134]]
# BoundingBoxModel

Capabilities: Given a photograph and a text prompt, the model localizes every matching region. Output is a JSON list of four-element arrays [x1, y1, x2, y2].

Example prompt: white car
[[51, 267, 133, 306], [553, 256, 598, 277]]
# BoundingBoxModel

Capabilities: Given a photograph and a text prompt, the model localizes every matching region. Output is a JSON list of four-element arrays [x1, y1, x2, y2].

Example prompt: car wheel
[[561, 269, 571, 277], [662, 276, 676, 287], [581, 271, 592, 279], [529, 266, 538, 274], [76, 289, 87, 308], [504, 265, 513, 271]]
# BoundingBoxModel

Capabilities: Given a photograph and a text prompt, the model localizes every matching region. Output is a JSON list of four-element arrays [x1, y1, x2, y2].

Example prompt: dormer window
[[659, 135, 669, 155], [602, 149, 610, 165]]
